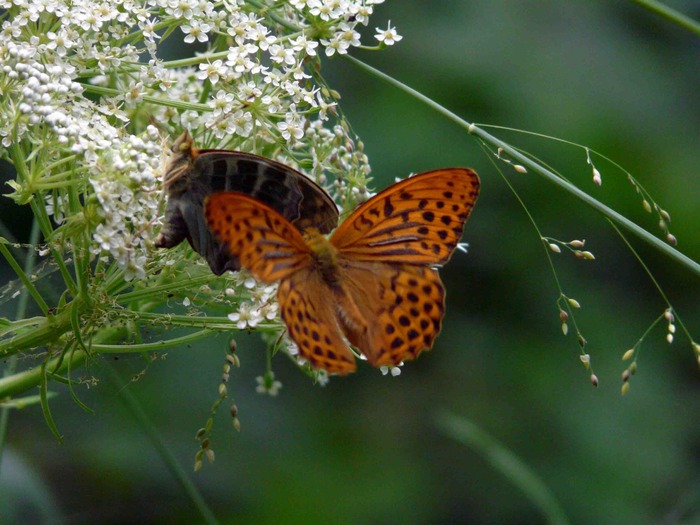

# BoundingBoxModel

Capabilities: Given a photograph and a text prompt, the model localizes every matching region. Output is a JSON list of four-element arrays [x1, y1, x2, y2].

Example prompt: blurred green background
[[2, 2, 699, 524]]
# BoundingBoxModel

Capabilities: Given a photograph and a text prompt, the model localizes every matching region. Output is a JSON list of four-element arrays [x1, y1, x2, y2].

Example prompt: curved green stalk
[[631, 0, 700, 36], [0, 220, 44, 469], [345, 55, 700, 278], [436, 411, 570, 525]]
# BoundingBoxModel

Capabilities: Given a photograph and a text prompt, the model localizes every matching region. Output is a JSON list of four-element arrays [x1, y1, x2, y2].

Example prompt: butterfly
[[155, 131, 339, 275], [204, 168, 480, 374]]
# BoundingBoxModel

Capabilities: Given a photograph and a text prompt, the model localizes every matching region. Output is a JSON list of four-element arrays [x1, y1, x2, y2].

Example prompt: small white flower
[[277, 109, 305, 142], [228, 302, 262, 329], [197, 60, 226, 84], [181, 21, 211, 43], [255, 372, 282, 396], [289, 34, 318, 56], [375, 21, 402, 46]]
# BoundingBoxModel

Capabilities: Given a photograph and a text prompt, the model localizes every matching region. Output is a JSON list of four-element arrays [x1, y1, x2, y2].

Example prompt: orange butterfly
[[205, 169, 480, 374]]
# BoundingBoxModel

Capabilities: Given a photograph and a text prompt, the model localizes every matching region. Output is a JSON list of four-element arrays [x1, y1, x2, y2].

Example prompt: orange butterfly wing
[[278, 271, 357, 375], [330, 169, 480, 367], [204, 193, 311, 282], [336, 262, 445, 367], [331, 169, 480, 265]]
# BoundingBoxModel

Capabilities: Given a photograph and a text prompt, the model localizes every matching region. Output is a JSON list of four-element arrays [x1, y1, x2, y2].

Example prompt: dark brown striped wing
[[156, 132, 338, 275]]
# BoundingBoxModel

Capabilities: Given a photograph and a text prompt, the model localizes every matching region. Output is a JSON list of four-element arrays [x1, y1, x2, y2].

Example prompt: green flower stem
[[103, 365, 220, 525], [345, 55, 700, 278], [631, 0, 700, 35], [0, 220, 42, 473], [115, 274, 219, 303], [8, 140, 77, 294], [0, 308, 72, 358], [436, 410, 570, 525], [0, 327, 213, 399], [91, 330, 215, 353], [81, 84, 212, 112], [0, 242, 49, 315]]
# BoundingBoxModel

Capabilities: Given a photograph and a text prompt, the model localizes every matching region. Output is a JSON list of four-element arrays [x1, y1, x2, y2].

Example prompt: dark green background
[[2, 2, 699, 524]]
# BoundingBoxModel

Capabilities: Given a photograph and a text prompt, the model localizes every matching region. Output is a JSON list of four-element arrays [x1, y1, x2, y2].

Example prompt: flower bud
[[621, 382, 630, 395], [622, 348, 634, 361], [549, 243, 561, 253], [514, 164, 527, 173], [569, 239, 585, 248], [643, 200, 652, 213], [590, 374, 599, 387], [561, 322, 568, 335], [568, 298, 581, 308]]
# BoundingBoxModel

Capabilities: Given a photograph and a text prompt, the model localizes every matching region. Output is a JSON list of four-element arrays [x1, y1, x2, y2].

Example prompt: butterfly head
[[162, 131, 201, 192]]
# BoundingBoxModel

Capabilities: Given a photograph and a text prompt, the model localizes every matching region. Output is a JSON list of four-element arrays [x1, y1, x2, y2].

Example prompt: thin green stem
[[609, 220, 693, 343], [0, 243, 49, 315], [92, 330, 214, 353], [104, 365, 220, 525], [631, 0, 700, 36], [81, 84, 211, 112], [0, 220, 43, 471], [345, 55, 700, 278]]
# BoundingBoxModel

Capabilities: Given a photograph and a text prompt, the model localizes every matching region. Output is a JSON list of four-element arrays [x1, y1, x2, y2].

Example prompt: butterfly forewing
[[331, 169, 480, 265], [204, 193, 311, 282]]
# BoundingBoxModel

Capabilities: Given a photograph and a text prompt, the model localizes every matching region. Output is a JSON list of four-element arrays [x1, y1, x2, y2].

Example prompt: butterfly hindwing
[[204, 192, 311, 282], [278, 271, 357, 375], [331, 169, 480, 266], [337, 260, 445, 367]]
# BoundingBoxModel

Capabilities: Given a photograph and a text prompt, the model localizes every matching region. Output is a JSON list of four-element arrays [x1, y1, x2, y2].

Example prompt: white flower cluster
[[89, 127, 162, 280], [0, 0, 398, 280]]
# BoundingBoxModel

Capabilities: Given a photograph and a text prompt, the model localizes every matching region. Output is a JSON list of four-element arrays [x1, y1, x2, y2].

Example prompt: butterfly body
[[156, 131, 338, 275], [205, 168, 480, 374]]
